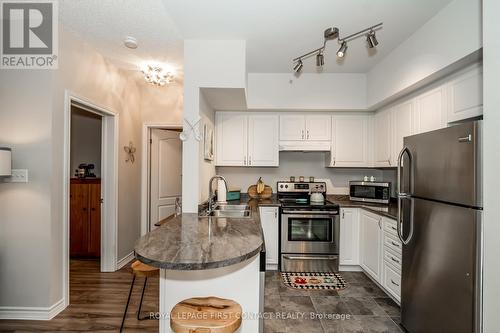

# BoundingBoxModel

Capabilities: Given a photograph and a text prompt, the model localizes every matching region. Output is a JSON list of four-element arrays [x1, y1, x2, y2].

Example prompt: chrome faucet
[[207, 175, 228, 214]]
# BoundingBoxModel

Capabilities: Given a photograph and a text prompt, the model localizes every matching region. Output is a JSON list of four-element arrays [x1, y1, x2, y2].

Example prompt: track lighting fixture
[[366, 30, 378, 48], [336, 41, 348, 58], [293, 59, 303, 73], [291, 22, 382, 71], [316, 52, 324, 67]]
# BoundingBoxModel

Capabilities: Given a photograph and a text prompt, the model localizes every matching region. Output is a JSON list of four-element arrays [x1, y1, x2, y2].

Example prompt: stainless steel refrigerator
[[397, 121, 483, 333]]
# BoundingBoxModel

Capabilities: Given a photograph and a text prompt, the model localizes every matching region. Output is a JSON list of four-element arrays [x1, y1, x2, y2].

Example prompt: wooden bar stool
[[120, 260, 159, 333], [170, 297, 242, 333]]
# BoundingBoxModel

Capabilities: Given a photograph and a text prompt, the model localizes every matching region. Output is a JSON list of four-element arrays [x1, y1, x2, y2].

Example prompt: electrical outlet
[[8, 169, 29, 183]]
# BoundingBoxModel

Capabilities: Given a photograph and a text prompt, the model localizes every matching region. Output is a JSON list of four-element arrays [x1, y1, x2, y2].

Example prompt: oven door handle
[[283, 255, 338, 260], [281, 210, 339, 215]]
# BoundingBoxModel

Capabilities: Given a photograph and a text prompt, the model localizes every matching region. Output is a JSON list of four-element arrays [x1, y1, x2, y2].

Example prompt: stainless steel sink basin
[[199, 204, 252, 218]]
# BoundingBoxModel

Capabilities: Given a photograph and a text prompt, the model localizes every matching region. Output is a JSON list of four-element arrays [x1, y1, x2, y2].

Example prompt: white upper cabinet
[[374, 108, 392, 167], [215, 112, 247, 166], [279, 114, 332, 141], [248, 114, 279, 166], [305, 115, 332, 141], [279, 115, 305, 141], [447, 65, 483, 123], [215, 112, 279, 167], [391, 100, 414, 166], [329, 115, 369, 167], [414, 86, 447, 134]]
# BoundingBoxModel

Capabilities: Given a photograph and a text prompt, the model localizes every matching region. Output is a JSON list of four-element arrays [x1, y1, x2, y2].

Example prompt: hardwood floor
[[0, 259, 159, 332]]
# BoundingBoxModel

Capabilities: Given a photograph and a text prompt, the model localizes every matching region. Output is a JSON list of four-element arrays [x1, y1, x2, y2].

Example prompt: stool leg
[[137, 277, 148, 320], [120, 275, 136, 333]]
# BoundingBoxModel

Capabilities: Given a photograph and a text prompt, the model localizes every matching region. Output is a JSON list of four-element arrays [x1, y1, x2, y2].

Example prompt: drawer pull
[[390, 256, 400, 264], [391, 241, 400, 247], [391, 226, 397, 231], [391, 279, 400, 287]]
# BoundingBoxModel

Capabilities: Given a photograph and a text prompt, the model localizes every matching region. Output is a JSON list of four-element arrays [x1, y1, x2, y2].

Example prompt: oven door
[[281, 211, 339, 254]]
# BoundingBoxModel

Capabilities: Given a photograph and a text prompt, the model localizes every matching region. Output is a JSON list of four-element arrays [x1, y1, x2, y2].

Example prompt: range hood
[[279, 141, 331, 152]]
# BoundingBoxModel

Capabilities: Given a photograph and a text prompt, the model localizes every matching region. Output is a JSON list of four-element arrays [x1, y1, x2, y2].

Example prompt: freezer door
[[401, 198, 480, 333], [403, 121, 482, 207]]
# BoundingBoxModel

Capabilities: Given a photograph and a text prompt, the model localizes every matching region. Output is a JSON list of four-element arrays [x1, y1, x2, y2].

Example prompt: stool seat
[[170, 297, 242, 333], [131, 260, 159, 277]]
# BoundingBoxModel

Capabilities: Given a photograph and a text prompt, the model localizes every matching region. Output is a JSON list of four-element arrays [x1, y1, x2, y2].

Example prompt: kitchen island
[[135, 200, 266, 333]]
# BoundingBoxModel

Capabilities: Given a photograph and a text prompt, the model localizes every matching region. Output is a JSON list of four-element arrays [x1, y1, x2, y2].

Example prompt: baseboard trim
[[339, 265, 363, 272], [116, 251, 135, 270], [0, 298, 66, 320]]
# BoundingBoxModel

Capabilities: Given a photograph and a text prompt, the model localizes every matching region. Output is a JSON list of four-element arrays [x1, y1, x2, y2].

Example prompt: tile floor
[[264, 271, 403, 333]]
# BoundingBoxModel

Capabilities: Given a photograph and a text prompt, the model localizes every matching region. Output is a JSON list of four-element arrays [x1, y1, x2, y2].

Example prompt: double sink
[[199, 204, 252, 218]]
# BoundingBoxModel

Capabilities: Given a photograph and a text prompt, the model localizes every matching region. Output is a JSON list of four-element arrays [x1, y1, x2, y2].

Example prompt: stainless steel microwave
[[349, 181, 391, 204]]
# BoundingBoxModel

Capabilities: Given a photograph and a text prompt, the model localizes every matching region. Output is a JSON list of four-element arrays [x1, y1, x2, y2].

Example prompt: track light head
[[324, 27, 339, 40], [316, 52, 324, 67], [293, 59, 303, 73], [366, 31, 379, 48], [337, 41, 348, 58]]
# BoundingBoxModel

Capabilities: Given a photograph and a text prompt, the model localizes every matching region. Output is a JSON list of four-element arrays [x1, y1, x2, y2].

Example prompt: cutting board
[[247, 184, 273, 199]]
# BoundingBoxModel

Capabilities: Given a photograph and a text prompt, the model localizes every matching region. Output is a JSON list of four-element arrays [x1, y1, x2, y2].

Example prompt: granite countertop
[[134, 199, 266, 270], [327, 195, 398, 220]]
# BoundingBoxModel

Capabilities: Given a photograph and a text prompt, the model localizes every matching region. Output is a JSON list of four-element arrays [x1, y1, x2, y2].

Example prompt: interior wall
[[367, 0, 482, 107], [199, 92, 216, 203], [217, 152, 389, 195], [140, 81, 183, 124], [482, 0, 500, 330], [70, 107, 102, 177]]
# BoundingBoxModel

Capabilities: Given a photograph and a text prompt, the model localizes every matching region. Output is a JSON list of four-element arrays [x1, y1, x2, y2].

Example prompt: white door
[[279, 115, 305, 141], [331, 115, 368, 167], [215, 112, 248, 166], [360, 210, 382, 281], [259, 207, 279, 268], [305, 115, 331, 141], [339, 208, 359, 266], [374, 108, 392, 167], [414, 86, 446, 134], [392, 100, 414, 165], [248, 114, 279, 166], [150, 129, 182, 230]]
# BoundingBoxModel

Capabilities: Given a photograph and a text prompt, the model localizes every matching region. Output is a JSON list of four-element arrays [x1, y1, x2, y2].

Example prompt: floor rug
[[281, 272, 347, 290]]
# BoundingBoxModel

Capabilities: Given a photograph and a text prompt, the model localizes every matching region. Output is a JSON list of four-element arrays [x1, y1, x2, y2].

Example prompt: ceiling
[[60, 0, 453, 75]]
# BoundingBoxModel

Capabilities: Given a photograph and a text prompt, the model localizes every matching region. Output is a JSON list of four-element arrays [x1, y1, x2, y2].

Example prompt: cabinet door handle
[[307, 130, 310, 139], [391, 279, 400, 287], [301, 130, 304, 140], [332, 157, 336, 166], [342, 211, 345, 219], [249, 156, 252, 166], [391, 241, 400, 247], [388, 158, 391, 166], [391, 226, 397, 231], [378, 218, 382, 229], [391, 256, 400, 264], [244, 156, 246, 165]]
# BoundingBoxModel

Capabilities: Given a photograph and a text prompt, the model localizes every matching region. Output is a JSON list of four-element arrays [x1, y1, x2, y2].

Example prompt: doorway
[[141, 126, 183, 233]]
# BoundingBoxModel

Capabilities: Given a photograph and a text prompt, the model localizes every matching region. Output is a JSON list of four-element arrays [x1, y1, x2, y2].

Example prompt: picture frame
[[203, 123, 214, 161]]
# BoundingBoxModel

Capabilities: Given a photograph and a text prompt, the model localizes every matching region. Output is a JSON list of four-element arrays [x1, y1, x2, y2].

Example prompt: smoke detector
[[124, 36, 138, 49]]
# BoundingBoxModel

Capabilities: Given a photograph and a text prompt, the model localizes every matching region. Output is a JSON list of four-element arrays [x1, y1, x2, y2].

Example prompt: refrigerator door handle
[[397, 146, 414, 245]]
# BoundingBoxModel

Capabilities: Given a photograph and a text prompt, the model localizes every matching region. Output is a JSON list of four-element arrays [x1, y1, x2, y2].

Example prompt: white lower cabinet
[[344, 209, 402, 303], [359, 210, 383, 281], [259, 206, 279, 270], [339, 208, 360, 266]]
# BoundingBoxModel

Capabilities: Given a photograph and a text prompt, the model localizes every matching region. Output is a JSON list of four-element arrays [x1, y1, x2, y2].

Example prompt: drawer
[[384, 218, 398, 237], [384, 247, 402, 271], [384, 263, 401, 299], [383, 232, 402, 255]]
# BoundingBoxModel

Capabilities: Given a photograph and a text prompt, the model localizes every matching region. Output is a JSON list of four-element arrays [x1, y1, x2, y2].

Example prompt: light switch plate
[[8, 169, 29, 183]]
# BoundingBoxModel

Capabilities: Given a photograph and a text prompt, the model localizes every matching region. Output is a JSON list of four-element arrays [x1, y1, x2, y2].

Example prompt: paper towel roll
[[217, 179, 227, 203]]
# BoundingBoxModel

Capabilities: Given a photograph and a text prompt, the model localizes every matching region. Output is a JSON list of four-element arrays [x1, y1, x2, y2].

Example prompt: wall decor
[[203, 123, 214, 161], [124, 141, 136, 163]]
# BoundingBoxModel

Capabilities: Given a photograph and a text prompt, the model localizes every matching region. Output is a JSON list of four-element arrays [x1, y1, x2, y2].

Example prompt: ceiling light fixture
[[140, 63, 174, 87], [366, 30, 378, 48], [316, 51, 324, 67], [293, 59, 303, 73], [124, 36, 138, 49], [292, 22, 382, 71], [336, 41, 348, 58]]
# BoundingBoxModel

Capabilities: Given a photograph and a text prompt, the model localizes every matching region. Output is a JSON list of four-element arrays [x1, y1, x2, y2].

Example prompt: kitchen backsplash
[[217, 152, 397, 195]]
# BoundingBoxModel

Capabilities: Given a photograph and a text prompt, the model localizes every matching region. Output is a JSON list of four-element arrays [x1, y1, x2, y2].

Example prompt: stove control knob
[[280, 184, 283, 188], [285, 185, 288, 188]]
